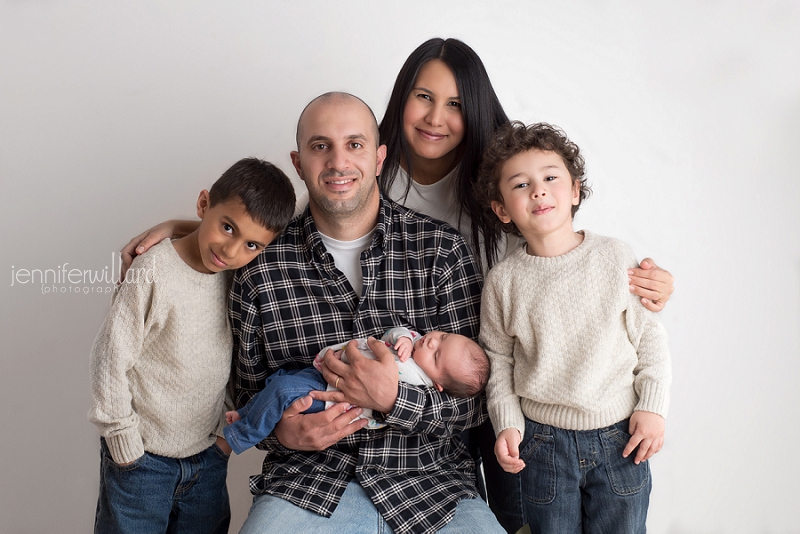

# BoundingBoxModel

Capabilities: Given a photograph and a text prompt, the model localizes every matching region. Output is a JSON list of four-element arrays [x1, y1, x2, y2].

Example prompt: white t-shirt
[[318, 229, 374, 296]]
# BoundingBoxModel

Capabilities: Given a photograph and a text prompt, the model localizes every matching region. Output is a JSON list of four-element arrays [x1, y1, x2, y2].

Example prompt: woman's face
[[402, 59, 465, 166]]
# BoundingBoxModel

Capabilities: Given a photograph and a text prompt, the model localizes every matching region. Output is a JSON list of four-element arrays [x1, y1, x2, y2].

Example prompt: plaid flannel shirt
[[229, 196, 486, 534]]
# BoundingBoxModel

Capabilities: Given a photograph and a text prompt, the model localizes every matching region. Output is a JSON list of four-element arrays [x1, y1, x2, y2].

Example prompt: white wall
[[1, 2, 798, 532]]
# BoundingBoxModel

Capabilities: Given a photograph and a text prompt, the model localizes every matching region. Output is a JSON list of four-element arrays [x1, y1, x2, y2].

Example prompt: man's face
[[291, 98, 387, 221]]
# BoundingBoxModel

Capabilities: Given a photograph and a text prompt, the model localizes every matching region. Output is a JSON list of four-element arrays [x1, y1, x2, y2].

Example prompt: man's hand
[[623, 410, 665, 464], [394, 336, 412, 362], [494, 428, 525, 474], [316, 338, 399, 413], [120, 220, 199, 281], [628, 258, 674, 312], [273, 395, 367, 451]]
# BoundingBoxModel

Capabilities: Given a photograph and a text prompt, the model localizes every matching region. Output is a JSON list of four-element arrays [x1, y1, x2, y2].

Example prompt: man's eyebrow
[[305, 135, 332, 146]]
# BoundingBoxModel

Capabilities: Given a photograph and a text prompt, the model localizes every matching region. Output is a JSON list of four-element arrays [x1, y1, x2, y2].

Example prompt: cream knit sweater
[[88, 239, 232, 464], [481, 231, 671, 436]]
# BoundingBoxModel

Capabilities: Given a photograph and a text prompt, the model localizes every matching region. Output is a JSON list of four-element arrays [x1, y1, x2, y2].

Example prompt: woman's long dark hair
[[379, 37, 509, 270]]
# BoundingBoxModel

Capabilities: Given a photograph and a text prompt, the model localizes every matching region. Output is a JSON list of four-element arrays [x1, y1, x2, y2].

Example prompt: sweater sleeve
[[621, 248, 672, 418], [87, 266, 154, 464], [480, 269, 526, 438]]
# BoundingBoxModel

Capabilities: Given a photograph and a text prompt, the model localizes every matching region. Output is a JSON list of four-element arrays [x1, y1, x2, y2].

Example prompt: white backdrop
[[1, 2, 799, 533]]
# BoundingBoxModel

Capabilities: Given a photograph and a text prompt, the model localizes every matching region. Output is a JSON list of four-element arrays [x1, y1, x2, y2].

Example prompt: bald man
[[230, 92, 503, 534]]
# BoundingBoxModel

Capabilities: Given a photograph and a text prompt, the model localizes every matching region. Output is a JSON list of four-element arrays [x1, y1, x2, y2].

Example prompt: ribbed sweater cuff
[[636, 381, 670, 418], [489, 402, 526, 438], [105, 429, 145, 464]]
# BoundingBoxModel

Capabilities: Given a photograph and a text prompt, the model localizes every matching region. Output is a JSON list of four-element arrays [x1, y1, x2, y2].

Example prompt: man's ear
[[375, 144, 388, 177], [196, 190, 211, 219], [290, 151, 304, 181], [491, 200, 511, 224]]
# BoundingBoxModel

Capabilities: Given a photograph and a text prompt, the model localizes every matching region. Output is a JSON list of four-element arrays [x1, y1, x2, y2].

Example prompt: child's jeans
[[223, 367, 326, 454], [94, 437, 230, 534], [519, 418, 651, 534]]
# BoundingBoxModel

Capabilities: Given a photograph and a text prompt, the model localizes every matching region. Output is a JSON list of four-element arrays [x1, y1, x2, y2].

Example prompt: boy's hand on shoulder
[[494, 428, 525, 474], [394, 337, 412, 362], [624, 410, 665, 464]]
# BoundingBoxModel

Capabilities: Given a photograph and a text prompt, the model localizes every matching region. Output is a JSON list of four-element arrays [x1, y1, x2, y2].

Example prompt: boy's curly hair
[[476, 121, 592, 237]]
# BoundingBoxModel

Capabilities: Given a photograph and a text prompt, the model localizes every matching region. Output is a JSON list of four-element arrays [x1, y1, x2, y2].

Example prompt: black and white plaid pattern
[[229, 196, 486, 534]]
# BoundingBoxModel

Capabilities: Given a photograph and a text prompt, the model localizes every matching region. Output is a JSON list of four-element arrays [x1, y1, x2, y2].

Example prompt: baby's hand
[[623, 410, 665, 464], [225, 410, 240, 424], [394, 337, 412, 362], [494, 428, 525, 473]]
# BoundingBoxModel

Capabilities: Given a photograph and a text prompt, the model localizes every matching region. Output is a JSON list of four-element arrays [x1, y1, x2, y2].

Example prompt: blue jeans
[[519, 418, 651, 534], [239, 479, 504, 534], [224, 367, 326, 454], [94, 438, 230, 534]]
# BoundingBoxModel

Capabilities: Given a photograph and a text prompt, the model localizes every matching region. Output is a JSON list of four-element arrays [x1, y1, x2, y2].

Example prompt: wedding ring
[[335, 377, 341, 389]]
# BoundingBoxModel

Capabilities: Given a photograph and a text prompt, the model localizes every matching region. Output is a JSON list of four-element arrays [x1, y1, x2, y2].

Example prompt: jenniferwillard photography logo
[[9, 254, 157, 295]]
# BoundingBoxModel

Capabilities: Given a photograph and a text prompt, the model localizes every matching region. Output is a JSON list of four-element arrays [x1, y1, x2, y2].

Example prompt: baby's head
[[412, 331, 489, 398], [194, 158, 295, 272], [476, 121, 592, 237]]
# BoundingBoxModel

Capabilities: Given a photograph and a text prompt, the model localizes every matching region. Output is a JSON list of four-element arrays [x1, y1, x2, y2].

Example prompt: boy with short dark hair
[[88, 157, 295, 533], [476, 122, 672, 533]]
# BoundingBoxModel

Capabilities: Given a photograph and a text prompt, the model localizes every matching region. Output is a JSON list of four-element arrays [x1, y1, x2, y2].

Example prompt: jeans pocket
[[100, 439, 146, 473], [520, 420, 556, 505], [599, 423, 650, 496]]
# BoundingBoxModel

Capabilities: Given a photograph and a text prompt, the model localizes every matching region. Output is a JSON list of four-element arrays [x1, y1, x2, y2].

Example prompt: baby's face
[[412, 332, 466, 386]]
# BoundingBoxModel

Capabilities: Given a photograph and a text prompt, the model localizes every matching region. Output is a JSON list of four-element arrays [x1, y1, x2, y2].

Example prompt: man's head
[[411, 331, 490, 398], [291, 93, 386, 232], [194, 158, 295, 272]]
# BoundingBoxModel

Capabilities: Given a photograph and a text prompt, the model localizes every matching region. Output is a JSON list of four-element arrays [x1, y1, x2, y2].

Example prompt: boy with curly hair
[[476, 122, 672, 533]]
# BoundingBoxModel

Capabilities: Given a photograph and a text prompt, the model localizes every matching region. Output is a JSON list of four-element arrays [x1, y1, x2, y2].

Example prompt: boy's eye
[[222, 223, 233, 233], [544, 175, 557, 182], [246, 242, 258, 251], [513, 182, 528, 189]]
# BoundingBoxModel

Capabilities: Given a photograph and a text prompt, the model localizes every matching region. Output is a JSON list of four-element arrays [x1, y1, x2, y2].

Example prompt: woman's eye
[[417, 93, 431, 101], [447, 101, 462, 108]]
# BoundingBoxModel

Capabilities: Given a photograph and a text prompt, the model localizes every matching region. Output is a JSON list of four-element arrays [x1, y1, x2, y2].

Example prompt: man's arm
[[317, 237, 486, 437], [229, 269, 365, 452]]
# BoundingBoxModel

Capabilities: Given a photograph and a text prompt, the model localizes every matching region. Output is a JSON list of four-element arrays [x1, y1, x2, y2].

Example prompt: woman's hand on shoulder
[[628, 258, 674, 312]]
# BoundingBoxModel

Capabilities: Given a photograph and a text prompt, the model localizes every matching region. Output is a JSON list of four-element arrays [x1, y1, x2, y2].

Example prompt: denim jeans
[[94, 438, 230, 534], [519, 418, 651, 534], [223, 367, 326, 454], [239, 479, 504, 534]]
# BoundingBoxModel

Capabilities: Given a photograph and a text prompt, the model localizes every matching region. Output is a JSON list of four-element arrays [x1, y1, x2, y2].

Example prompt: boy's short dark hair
[[443, 338, 490, 398], [209, 158, 296, 233], [477, 122, 592, 237]]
